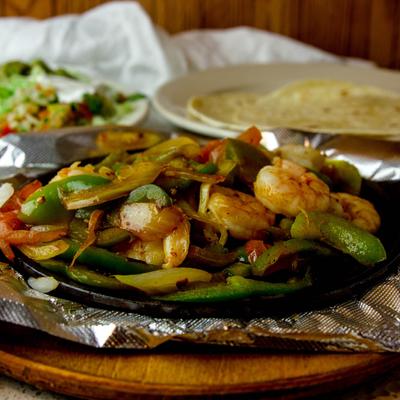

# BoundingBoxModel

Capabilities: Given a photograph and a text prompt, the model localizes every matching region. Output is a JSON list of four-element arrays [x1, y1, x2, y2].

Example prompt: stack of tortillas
[[187, 80, 400, 138]]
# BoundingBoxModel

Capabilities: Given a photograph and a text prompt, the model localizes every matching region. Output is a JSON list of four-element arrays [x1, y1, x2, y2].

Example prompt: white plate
[[112, 98, 149, 126], [153, 63, 400, 139], [24, 98, 150, 135], [45, 73, 150, 127]]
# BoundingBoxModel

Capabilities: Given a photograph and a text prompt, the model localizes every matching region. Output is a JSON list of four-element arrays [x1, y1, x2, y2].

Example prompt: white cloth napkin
[[0, 1, 362, 95]]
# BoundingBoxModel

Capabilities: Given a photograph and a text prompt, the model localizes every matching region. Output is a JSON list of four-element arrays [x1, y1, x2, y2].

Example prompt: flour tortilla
[[187, 80, 400, 136], [188, 92, 260, 129]]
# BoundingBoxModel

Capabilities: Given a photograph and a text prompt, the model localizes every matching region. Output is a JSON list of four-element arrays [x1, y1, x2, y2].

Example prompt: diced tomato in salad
[[0, 123, 15, 137]]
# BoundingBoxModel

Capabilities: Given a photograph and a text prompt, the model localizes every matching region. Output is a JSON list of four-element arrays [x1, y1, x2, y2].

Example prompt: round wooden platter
[[0, 322, 399, 400]]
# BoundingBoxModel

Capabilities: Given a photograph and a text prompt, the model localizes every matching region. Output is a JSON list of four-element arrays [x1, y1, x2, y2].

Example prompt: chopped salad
[[0, 60, 145, 135]]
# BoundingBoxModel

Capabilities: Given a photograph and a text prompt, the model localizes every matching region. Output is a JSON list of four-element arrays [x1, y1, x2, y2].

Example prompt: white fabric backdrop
[[0, 1, 351, 95]]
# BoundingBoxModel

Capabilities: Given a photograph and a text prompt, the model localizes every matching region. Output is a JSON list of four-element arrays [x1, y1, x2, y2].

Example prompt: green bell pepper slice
[[252, 238, 333, 277], [290, 211, 386, 266], [96, 228, 132, 247], [38, 259, 128, 290], [185, 245, 238, 269], [19, 175, 110, 225], [156, 275, 311, 303], [58, 239, 158, 274], [321, 159, 362, 195], [224, 139, 271, 185], [69, 219, 131, 248], [223, 262, 251, 277]]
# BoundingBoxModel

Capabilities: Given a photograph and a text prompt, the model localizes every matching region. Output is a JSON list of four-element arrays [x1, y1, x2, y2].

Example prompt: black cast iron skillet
[[12, 178, 400, 319]]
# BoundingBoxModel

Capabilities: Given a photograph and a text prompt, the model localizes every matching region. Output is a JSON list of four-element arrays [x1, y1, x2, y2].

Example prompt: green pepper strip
[[96, 228, 131, 247], [156, 162, 218, 192], [185, 245, 238, 269], [155, 275, 311, 303], [95, 151, 128, 169], [322, 159, 362, 195], [290, 211, 386, 266], [58, 239, 158, 274], [69, 219, 132, 248], [19, 175, 110, 225], [252, 238, 333, 277], [224, 138, 271, 185], [38, 259, 128, 290], [198, 162, 218, 174], [223, 262, 251, 277]]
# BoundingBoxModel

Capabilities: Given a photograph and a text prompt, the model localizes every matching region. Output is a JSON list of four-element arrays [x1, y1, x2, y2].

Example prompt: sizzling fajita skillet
[[3, 128, 399, 318]]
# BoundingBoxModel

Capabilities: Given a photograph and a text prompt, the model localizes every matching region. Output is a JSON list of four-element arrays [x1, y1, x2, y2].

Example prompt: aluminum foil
[[0, 124, 168, 181], [0, 128, 399, 351], [1, 263, 399, 351]]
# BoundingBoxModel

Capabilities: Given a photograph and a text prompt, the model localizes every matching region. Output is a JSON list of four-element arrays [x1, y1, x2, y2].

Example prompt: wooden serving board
[[0, 322, 399, 400]]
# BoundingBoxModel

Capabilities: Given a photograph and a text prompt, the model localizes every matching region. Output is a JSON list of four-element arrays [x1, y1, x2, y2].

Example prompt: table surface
[[1, 367, 400, 400]]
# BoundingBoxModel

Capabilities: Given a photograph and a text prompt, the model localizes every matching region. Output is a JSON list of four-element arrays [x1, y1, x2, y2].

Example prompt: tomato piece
[[0, 124, 15, 137], [237, 126, 262, 146], [17, 180, 42, 201], [245, 240, 269, 264], [0, 211, 24, 230], [197, 139, 225, 163], [0, 211, 66, 260], [0, 239, 14, 260], [76, 103, 93, 120], [1, 180, 42, 212]]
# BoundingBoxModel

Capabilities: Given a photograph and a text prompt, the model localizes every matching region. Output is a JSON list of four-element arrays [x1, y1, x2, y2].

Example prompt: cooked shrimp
[[329, 192, 380, 233], [124, 220, 191, 269], [120, 203, 184, 241], [254, 157, 330, 217], [121, 204, 190, 268], [163, 219, 191, 268], [125, 239, 165, 266], [207, 186, 275, 240]]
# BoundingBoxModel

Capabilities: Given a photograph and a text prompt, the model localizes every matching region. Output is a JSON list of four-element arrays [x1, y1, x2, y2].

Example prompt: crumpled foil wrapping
[[0, 128, 399, 351]]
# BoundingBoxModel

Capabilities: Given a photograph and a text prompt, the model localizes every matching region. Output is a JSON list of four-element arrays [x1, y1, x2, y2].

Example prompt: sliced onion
[[163, 168, 224, 184], [115, 267, 212, 295], [30, 224, 69, 232], [27, 276, 59, 293], [198, 183, 212, 215], [143, 137, 201, 159], [95, 130, 164, 152], [18, 240, 69, 261], [62, 161, 162, 210], [70, 209, 103, 268]]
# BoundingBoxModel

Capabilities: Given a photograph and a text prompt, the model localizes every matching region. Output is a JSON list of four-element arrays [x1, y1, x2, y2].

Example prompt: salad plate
[[0, 60, 149, 136]]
